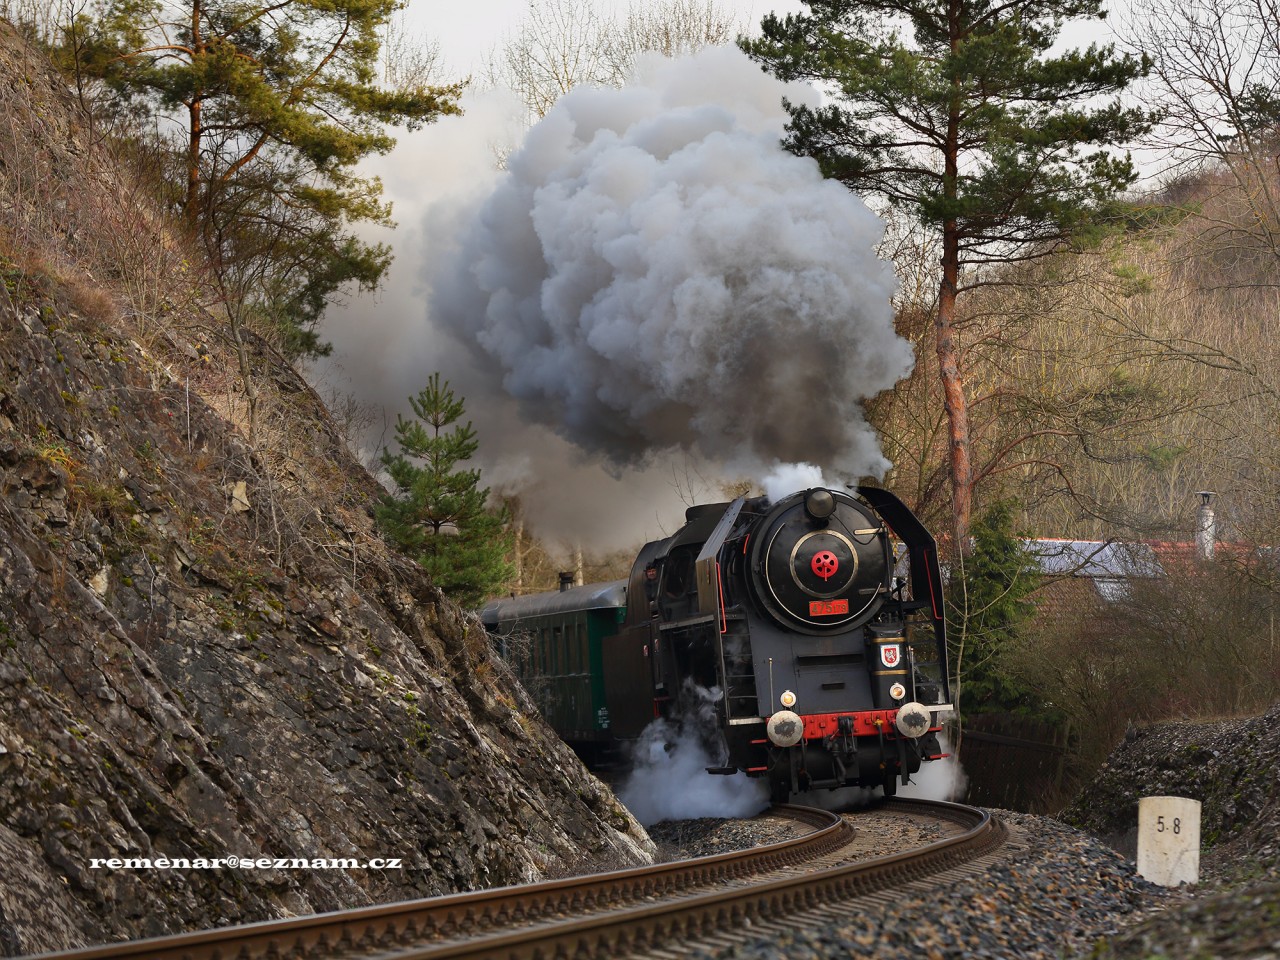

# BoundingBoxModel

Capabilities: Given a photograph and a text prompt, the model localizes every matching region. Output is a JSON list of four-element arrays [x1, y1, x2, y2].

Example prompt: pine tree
[[376, 375, 514, 607], [947, 501, 1042, 714], [66, 0, 461, 356], [743, 0, 1152, 545]]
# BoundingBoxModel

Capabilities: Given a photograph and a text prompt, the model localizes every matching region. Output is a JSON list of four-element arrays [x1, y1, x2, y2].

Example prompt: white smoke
[[750, 728, 968, 813], [428, 45, 912, 489], [760, 461, 830, 503], [898, 730, 968, 802], [618, 682, 770, 826]]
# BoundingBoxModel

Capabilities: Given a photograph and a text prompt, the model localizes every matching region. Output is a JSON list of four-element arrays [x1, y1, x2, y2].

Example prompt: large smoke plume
[[428, 46, 911, 486], [320, 46, 912, 546]]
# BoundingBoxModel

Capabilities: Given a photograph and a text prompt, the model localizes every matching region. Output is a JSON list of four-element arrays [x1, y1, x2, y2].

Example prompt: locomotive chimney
[[1196, 491, 1216, 561], [558, 571, 574, 592]]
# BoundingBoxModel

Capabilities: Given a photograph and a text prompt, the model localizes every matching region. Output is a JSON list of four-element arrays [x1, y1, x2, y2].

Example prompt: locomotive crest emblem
[[881, 644, 901, 668]]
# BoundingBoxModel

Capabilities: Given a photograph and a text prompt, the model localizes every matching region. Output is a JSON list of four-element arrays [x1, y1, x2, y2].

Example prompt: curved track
[[34, 800, 1002, 960]]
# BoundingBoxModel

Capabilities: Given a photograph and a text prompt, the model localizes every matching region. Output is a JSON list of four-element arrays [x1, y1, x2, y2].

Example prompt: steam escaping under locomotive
[[481, 486, 952, 800]]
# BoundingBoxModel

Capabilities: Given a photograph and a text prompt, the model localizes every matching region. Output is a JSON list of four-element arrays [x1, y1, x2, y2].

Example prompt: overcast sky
[[409, 0, 806, 82], [409, 0, 1120, 85]]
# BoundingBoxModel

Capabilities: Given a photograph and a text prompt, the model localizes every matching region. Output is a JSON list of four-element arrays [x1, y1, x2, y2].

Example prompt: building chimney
[[1196, 491, 1216, 560], [558, 571, 574, 592]]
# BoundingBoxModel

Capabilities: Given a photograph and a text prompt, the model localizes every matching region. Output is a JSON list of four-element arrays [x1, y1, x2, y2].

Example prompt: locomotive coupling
[[767, 710, 804, 747], [894, 702, 932, 738]]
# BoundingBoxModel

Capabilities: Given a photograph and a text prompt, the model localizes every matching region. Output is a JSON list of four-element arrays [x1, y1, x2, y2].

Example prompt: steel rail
[[29, 805, 848, 960], [371, 798, 1001, 960]]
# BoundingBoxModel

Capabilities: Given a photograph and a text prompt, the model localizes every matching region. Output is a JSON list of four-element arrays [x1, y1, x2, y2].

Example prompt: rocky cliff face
[[0, 23, 651, 955]]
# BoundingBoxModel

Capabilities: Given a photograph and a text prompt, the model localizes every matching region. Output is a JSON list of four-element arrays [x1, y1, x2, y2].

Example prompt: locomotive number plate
[[809, 599, 850, 616]]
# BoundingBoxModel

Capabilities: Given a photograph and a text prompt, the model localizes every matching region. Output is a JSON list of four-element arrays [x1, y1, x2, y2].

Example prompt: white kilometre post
[[1137, 796, 1201, 886]]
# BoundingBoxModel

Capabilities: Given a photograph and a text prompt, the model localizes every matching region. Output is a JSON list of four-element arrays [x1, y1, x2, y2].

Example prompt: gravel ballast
[[646, 704, 1280, 959], [662, 811, 1171, 960]]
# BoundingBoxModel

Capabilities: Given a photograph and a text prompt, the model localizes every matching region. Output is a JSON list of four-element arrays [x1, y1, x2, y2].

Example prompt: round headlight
[[894, 702, 931, 739], [804, 489, 836, 520], [780, 689, 797, 708], [767, 710, 804, 747]]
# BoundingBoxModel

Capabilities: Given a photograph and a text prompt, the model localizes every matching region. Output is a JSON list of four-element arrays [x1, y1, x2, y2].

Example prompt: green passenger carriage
[[480, 581, 627, 749]]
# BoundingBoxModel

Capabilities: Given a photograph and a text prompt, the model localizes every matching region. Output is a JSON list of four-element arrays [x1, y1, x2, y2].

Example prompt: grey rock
[[0, 22, 653, 954]]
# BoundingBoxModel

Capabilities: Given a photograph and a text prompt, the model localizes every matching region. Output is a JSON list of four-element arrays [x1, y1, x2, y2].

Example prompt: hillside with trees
[[0, 18, 650, 953], [0, 0, 1276, 933], [59, 0, 461, 361], [843, 0, 1280, 782]]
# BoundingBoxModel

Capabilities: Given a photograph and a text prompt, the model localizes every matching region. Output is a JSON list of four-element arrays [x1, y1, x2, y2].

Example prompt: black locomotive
[[481, 486, 952, 799]]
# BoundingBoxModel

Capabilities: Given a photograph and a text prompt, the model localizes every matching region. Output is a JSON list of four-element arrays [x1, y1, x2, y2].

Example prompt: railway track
[[35, 799, 1004, 960]]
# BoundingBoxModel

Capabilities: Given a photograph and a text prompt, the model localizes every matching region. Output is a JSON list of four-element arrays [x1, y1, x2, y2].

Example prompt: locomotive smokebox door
[[747, 489, 892, 634]]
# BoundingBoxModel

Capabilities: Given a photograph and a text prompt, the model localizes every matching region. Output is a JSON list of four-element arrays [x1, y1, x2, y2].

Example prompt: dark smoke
[[427, 46, 912, 484], [319, 47, 912, 546]]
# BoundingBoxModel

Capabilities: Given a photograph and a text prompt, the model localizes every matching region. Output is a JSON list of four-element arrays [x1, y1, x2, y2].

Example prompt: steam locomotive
[[481, 486, 952, 800]]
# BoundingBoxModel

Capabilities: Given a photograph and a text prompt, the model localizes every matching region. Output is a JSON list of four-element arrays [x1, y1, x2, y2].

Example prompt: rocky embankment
[[1060, 703, 1280, 958], [0, 21, 650, 956]]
